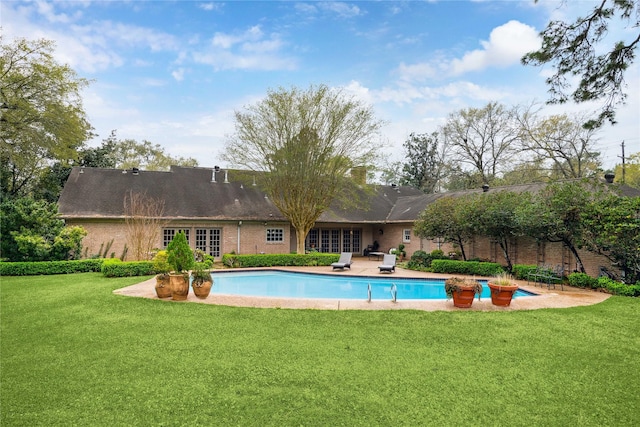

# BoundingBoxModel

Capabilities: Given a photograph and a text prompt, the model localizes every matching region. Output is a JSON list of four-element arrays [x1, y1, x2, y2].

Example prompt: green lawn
[[1, 273, 639, 426]]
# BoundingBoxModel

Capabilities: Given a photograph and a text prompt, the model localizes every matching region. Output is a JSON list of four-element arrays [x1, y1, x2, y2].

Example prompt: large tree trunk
[[294, 225, 312, 254], [499, 239, 513, 272], [564, 240, 586, 273], [454, 236, 467, 261]]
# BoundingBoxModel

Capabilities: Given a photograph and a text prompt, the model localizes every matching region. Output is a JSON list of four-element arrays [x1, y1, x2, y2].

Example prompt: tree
[[27, 132, 119, 203], [581, 195, 640, 283], [413, 196, 474, 260], [517, 108, 602, 178], [0, 36, 93, 198], [400, 132, 447, 193], [520, 180, 608, 273], [379, 160, 403, 185], [441, 102, 520, 188], [112, 136, 198, 171], [223, 84, 383, 254], [522, 0, 640, 128], [470, 191, 531, 271], [0, 197, 85, 261], [614, 151, 640, 188], [123, 190, 168, 261]]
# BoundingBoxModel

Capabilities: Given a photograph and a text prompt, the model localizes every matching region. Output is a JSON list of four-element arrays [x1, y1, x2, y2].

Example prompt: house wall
[[66, 219, 291, 260], [68, 218, 621, 278]]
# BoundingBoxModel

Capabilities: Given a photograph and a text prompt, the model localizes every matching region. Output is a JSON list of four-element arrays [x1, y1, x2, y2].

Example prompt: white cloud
[[393, 20, 540, 85], [196, 26, 295, 71], [450, 20, 540, 75], [198, 2, 224, 12], [171, 68, 186, 81], [318, 2, 362, 18]]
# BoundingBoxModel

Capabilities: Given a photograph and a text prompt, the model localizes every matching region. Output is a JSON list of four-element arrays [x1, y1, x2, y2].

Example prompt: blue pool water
[[209, 270, 535, 301]]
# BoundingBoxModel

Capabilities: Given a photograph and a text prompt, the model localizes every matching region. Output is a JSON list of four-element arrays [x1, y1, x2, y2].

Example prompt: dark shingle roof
[[58, 166, 640, 223], [58, 166, 423, 223]]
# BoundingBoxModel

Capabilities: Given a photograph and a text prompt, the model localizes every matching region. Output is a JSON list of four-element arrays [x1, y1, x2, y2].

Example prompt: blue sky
[[2, 0, 638, 171]]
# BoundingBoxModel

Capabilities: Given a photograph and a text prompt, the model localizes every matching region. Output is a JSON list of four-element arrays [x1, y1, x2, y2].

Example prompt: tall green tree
[[522, 0, 640, 128], [0, 197, 85, 261], [519, 180, 608, 273], [470, 191, 531, 272], [0, 36, 93, 198], [413, 196, 474, 260], [400, 132, 446, 193], [223, 84, 383, 253], [112, 136, 198, 171], [614, 152, 640, 188], [581, 195, 640, 283]]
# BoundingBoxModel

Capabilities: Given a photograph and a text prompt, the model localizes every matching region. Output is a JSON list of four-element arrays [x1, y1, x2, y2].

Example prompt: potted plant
[[152, 250, 172, 298], [444, 277, 483, 308], [397, 243, 406, 262], [166, 231, 194, 301], [191, 266, 213, 299], [488, 272, 519, 306]]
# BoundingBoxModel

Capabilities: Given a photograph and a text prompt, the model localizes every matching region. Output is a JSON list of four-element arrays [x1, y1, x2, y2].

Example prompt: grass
[[1, 273, 639, 426]]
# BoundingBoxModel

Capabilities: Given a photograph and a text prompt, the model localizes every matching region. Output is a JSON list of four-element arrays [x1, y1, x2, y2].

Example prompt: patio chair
[[331, 252, 353, 270], [378, 254, 396, 273]]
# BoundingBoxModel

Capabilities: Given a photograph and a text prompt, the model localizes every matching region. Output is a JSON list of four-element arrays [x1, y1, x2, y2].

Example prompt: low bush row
[[430, 259, 504, 276], [0, 259, 104, 276], [222, 253, 339, 268], [100, 259, 155, 278], [568, 273, 640, 296]]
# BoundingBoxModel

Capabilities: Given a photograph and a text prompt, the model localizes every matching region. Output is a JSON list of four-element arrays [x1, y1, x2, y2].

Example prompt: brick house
[[58, 165, 638, 278]]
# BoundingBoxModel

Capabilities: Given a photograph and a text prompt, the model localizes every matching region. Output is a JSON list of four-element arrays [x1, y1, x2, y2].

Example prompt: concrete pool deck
[[113, 258, 610, 311]]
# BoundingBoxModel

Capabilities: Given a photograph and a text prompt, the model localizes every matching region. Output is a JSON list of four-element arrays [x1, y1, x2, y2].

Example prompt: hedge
[[100, 259, 155, 277], [0, 259, 104, 276], [430, 259, 504, 276], [598, 277, 640, 296], [568, 273, 598, 289], [222, 253, 339, 268]]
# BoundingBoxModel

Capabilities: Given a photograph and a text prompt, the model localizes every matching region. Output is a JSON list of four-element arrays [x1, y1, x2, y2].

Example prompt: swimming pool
[[209, 270, 534, 301]]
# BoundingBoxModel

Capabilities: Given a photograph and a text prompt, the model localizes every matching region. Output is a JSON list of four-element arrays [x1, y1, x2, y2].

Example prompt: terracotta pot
[[155, 274, 172, 298], [451, 286, 478, 308], [488, 283, 519, 306], [192, 280, 212, 299], [169, 274, 189, 301]]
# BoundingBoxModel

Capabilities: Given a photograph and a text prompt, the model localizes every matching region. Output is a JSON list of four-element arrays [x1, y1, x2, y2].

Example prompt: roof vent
[[604, 172, 615, 184], [132, 167, 139, 175], [482, 184, 490, 192]]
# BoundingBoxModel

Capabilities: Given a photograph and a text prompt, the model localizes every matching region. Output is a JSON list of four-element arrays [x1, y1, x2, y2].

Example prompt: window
[[163, 228, 190, 248], [342, 229, 361, 254], [403, 229, 411, 243], [196, 228, 221, 257], [266, 228, 284, 243]]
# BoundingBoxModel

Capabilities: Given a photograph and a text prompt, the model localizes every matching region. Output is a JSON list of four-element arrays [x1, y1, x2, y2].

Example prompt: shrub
[[407, 250, 429, 269], [407, 249, 449, 270], [0, 259, 103, 276], [166, 231, 194, 273], [431, 259, 504, 276], [568, 273, 598, 289], [152, 250, 171, 274], [512, 264, 538, 280], [597, 277, 640, 297], [101, 259, 155, 277], [222, 253, 338, 268]]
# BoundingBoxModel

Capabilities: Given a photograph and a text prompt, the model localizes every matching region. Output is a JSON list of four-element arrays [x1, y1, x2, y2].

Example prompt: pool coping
[[113, 259, 611, 311]]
